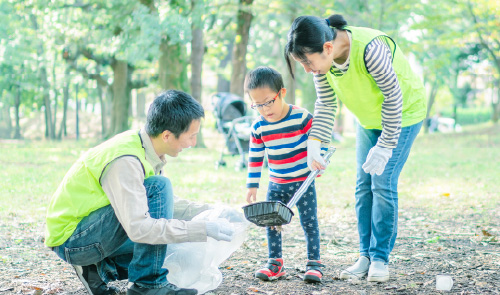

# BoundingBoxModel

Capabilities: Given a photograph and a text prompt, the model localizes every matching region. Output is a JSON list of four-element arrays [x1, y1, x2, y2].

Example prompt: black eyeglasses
[[251, 90, 281, 110]]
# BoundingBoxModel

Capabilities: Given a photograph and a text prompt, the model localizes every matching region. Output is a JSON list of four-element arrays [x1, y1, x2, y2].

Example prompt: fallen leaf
[[481, 230, 493, 236], [248, 286, 260, 292]]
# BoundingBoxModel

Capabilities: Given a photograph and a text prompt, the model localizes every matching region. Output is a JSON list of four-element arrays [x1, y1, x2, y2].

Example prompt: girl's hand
[[246, 188, 258, 204]]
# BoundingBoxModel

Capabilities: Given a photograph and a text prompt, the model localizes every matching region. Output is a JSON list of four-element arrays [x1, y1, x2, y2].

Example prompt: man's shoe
[[339, 256, 370, 280], [127, 283, 197, 295], [303, 260, 324, 283], [367, 261, 390, 282], [255, 258, 286, 281], [72, 265, 120, 295]]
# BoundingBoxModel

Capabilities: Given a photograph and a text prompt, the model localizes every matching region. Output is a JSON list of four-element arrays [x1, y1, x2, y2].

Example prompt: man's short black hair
[[145, 90, 204, 138]]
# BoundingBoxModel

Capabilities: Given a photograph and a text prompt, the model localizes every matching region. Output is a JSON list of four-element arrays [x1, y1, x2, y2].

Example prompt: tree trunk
[[466, 0, 500, 123], [492, 84, 500, 124], [230, 0, 253, 98], [334, 100, 344, 135], [97, 84, 107, 137], [300, 73, 318, 114], [217, 41, 233, 93], [40, 66, 55, 139], [190, 4, 206, 148], [285, 58, 296, 105], [378, 0, 386, 30], [159, 40, 190, 92], [136, 90, 146, 118], [58, 65, 70, 139], [424, 80, 439, 133], [75, 83, 80, 141], [109, 59, 131, 136], [283, 10, 297, 105], [30, 13, 54, 139], [452, 103, 458, 129], [52, 52, 58, 135], [2, 98, 12, 139], [14, 85, 22, 139]]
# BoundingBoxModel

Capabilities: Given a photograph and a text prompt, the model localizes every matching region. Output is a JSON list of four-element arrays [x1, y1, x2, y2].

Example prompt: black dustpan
[[243, 147, 336, 227]]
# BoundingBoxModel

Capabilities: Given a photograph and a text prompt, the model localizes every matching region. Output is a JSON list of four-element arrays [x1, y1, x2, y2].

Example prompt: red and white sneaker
[[255, 258, 286, 281], [303, 260, 324, 283]]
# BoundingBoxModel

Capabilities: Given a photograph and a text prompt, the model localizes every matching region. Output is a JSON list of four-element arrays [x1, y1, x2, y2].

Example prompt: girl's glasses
[[251, 89, 281, 110]]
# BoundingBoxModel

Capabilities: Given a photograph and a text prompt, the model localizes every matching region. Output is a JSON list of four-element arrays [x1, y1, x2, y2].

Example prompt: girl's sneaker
[[303, 260, 324, 283], [255, 258, 286, 281]]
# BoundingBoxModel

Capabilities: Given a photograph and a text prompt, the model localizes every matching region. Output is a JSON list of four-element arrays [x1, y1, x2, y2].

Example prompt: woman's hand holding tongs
[[246, 187, 258, 203]]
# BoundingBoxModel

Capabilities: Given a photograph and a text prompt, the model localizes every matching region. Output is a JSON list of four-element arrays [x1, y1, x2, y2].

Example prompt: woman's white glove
[[205, 219, 235, 242], [307, 139, 326, 171], [362, 146, 393, 176]]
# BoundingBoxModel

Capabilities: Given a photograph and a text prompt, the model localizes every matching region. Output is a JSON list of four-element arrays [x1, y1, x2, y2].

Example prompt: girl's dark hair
[[284, 14, 347, 78], [145, 90, 204, 138], [244, 66, 284, 94]]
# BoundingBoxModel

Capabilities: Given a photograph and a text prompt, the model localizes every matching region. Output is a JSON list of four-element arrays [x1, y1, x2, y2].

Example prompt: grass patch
[[0, 123, 498, 228]]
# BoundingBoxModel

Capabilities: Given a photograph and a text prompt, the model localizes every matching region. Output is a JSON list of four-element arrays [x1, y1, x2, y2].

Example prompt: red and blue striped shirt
[[247, 105, 323, 188]]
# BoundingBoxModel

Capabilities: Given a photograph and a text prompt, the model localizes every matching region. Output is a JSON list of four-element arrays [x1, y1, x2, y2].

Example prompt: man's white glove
[[206, 219, 235, 242], [362, 146, 393, 176], [307, 139, 325, 171]]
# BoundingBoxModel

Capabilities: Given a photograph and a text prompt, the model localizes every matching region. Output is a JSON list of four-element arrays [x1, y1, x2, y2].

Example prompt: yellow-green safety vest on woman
[[326, 26, 427, 129], [45, 130, 156, 247]]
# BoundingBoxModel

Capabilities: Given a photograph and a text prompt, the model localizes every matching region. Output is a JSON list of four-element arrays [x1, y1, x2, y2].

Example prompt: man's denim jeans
[[355, 121, 422, 263], [52, 175, 174, 288]]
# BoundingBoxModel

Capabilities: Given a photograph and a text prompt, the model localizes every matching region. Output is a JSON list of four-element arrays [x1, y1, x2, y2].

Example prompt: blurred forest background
[[0, 0, 498, 142]]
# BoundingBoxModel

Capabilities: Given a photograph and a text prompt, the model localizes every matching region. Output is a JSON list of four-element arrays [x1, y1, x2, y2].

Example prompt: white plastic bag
[[163, 207, 248, 294]]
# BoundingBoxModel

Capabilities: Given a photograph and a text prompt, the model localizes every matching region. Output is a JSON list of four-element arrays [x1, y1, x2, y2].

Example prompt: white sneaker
[[367, 261, 390, 282], [339, 256, 370, 279]]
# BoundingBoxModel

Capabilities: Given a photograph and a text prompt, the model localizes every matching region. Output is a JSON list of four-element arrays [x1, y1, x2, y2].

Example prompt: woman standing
[[284, 14, 426, 282]]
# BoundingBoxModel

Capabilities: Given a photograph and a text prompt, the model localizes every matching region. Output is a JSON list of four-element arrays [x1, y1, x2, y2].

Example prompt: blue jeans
[[355, 121, 422, 263], [266, 181, 321, 261], [52, 176, 174, 289]]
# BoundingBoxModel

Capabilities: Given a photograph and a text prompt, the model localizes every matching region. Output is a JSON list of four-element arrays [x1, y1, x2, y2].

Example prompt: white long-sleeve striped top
[[310, 33, 403, 149]]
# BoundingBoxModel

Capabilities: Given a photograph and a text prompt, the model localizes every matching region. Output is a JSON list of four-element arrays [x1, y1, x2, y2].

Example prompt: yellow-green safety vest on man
[[326, 26, 427, 129], [45, 130, 156, 247]]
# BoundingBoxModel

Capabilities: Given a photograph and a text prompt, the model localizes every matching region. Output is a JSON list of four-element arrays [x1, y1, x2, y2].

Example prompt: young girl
[[244, 66, 326, 283]]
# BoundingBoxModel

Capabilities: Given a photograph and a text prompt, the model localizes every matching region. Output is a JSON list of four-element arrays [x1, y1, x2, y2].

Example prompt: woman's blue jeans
[[355, 121, 422, 263], [52, 175, 174, 289]]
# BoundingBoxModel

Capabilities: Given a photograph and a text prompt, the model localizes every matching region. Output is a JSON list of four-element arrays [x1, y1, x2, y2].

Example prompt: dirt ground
[[0, 207, 498, 295]]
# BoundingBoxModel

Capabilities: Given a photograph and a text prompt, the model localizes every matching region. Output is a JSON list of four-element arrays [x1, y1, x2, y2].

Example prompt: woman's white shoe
[[367, 261, 390, 282], [339, 256, 370, 279]]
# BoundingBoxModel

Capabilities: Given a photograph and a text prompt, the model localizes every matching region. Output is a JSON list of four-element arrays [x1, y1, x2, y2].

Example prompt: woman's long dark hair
[[284, 14, 347, 78]]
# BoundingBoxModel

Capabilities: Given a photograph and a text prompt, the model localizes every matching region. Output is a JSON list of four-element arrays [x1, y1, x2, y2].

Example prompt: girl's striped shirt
[[247, 105, 324, 188]]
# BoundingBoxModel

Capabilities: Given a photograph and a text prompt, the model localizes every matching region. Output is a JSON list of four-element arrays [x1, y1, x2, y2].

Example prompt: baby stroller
[[211, 92, 254, 171]]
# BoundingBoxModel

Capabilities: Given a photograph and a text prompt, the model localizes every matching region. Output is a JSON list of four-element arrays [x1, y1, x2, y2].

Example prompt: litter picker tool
[[243, 147, 336, 227]]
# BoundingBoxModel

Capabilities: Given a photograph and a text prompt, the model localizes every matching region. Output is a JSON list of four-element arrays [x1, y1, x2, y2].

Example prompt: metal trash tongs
[[286, 147, 336, 209]]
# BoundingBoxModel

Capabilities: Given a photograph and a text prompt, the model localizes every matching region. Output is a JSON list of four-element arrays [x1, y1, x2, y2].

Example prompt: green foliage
[[440, 107, 492, 125], [1, 0, 499, 139]]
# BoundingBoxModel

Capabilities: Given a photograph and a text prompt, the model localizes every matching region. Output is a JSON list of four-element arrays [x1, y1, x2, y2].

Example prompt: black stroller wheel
[[215, 160, 227, 170], [235, 160, 246, 172]]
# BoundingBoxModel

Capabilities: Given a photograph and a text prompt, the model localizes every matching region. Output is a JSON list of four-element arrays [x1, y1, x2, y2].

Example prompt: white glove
[[205, 219, 235, 242], [362, 146, 393, 176], [307, 139, 326, 171]]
